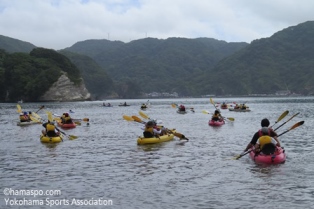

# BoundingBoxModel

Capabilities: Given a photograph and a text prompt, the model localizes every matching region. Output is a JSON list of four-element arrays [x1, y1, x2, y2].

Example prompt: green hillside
[[59, 50, 115, 99], [0, 35, 36, 53], [193, 21, 314, 96], [65, 37, 248, 95], [1, 20, 314, 99], [0, 48, 82, 102]]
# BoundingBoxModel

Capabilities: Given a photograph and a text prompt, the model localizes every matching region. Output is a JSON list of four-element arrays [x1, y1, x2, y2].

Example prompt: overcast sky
[[1, 0, 313, 50]]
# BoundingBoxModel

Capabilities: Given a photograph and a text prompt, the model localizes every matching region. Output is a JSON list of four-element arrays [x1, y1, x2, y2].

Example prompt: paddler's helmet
[[24, 112, 27, 115]]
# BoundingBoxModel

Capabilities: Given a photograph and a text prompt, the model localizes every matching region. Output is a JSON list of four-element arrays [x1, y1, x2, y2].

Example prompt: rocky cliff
[[39, 74, 91, 101]]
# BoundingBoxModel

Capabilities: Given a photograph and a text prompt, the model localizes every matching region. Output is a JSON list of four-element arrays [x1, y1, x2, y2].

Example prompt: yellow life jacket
[[143, 127, 154, 138], [46, 123, 55, 132], [20, 115, 27, 122], [258, 136, 272, 149], [65, 116, 71, 122]]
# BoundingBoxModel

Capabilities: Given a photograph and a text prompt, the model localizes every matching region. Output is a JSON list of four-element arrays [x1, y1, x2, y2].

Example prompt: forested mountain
[[192, 21, 314, 96], [65, 37, 248, 95], [1, 20, 314, 99], [64, 21, 314, 96], [59, 50, 116, 99], [0, 35, 36, 53], [0, 48, 82, 102]]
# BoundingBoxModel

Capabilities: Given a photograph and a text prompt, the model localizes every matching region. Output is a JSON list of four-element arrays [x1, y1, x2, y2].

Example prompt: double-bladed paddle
[[202, 110, 235, 121], [138, 111, 189, 141]]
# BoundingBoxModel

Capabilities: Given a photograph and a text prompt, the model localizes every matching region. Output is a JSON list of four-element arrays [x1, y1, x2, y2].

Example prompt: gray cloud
[[1, 0, 313, 50]]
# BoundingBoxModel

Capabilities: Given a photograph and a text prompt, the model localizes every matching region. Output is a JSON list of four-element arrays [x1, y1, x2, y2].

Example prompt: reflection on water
[[1, 97, 314, 209]]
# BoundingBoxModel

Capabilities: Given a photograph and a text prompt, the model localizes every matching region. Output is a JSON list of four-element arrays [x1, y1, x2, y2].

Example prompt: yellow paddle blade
[[132, 116, 145, 123], [290, 121, 304, 130], [227, 117, 235, 121], [31, 112, 41, 120], [232, 155, 241, 160], [168, 130, 189, 141], [210, 98, 214, 105], [29, 116, 41, 123], [277, 110, 289, 122], [171, 103, 177, 108], [53, 117, 61, 122], [123, 115, 134, 121], [74, 121, 81, 125], [47, 111, 53, 122], [17, 104, 22, 113], [202, 110, 210, 114], [68, 135, 78, 140], [139, 111, 149, 119], [82, 118, 89, 122]]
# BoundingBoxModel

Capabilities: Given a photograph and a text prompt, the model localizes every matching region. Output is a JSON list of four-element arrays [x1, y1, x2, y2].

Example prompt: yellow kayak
[[17, 121, 40, 126], [40, 135, 63, 143], [137, 130, 175, 145]]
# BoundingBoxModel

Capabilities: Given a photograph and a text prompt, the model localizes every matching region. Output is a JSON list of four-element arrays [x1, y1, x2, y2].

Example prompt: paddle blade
[[210, 98, 214, 105], [132, 116, 145, 124], [171, 103, 177, 108], [139, 111, 149, 119], [227, 117, 235, 121], [29, 116, 41, 123], [277, 121, 304, 137], [277, 110, 289, 123], [68, 135, 78, 140], [47, 112, 53, 122], [123, 115, 134, 121], [202, 110, 210, 114], [170, 131, 189, 141], [290, 121, 304, 130], [74, 121, 81, 125], [82, 118, 89, 122], [17, 104, 22, 113], [232, 150, 251, 160], [32, 112, 42, 120]]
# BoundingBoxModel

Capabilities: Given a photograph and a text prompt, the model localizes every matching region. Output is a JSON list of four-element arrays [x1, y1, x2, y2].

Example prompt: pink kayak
[[57, 121, 76, 129], [208, 119, 225, 126], [249, 146, 286, 164]]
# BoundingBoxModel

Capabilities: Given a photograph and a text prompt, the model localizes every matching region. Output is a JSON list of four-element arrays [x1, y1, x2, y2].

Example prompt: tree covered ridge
[[65, 37, 249, 95], [0, 48, 82, 102], [1, 21, 314, 100], [194, 21, 314, 96]]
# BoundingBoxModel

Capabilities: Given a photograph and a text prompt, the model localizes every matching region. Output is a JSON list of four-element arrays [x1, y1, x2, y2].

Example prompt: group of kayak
[[16, 104, 80, 143]]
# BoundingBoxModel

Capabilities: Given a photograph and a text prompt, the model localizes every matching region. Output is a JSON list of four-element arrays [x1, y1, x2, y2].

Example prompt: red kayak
[[57, 121, 76, 129], [249, 146, 286, 164], [220, 104, 228, 109], [208, 119, 225, 126]]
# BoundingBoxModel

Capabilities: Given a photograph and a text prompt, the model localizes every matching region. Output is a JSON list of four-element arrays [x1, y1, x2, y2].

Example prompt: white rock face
[[39, 74, 91, 101]]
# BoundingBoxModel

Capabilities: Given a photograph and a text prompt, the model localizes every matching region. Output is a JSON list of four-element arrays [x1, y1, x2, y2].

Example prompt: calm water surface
[[0, 97, 313, 209]]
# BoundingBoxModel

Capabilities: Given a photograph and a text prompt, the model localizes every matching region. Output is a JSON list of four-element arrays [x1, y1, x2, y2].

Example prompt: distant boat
[[119, 103, 130, 107]]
